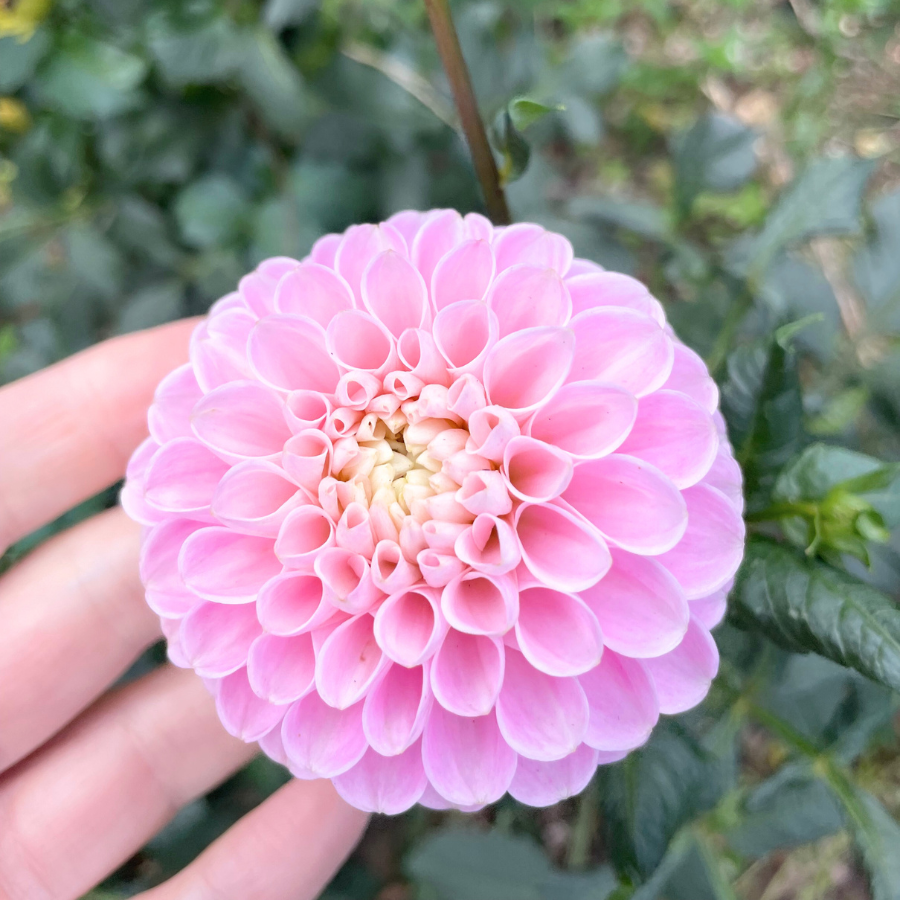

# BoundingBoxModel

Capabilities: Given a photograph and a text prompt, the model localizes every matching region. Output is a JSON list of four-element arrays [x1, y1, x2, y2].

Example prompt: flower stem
[[423, 0, 511, 225]]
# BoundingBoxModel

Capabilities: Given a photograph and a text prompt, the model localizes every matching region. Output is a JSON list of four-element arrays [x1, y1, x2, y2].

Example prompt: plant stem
[[567, 781, 598, 869], [423, 0, 511, 225]]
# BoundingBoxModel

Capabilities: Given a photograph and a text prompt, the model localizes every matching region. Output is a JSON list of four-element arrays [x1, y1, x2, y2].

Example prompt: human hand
[[0, 321, 368, 900]]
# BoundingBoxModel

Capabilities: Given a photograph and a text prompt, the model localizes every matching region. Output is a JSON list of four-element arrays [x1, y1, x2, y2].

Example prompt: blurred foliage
[[3, 0, 900, 897]]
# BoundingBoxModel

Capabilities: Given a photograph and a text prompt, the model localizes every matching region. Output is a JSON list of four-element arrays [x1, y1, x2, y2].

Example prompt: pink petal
[[121, 438, 166, 526], [248, 314, 340, 394], [327, 309, 399, 377], [370, 540, 420, 593], [516, 587, 603, 676], [642, 617, 719, 714], [487, 265, 571, 337], [336, 370, 382, 410], [281, 692, 367, 778], [422, 706, 517, 807], [315, 613, 388, 709], [657, 484, 745, 599], [454, 514, 521, 576], [467, 406, 520, 462], [282, 430, 333, 493], [258, 256, 301, 282], [447, 373, 487, 421], [515, 502, 611, 593], [258, 717, 289, 765], [431, 238, 495, 311], [315, 547, 383, 613], [374, 586, 447, 667], [140, 519, 205, 618], [663, 342, 719, 414], [363, 662, 433, 756], [362, 250, 430, 337], [690, 586, 728, 630], [566, 272, 665, 324], [189, 310, 254, 393], [412, 208, 464, 286], [566, 258, 605, 277], [284, 390, 332, 434], [568, 307, 674, 397], [143, 438, 228, 515], [216, 668, 285, 742], [212, 459, 305, 537], [335, 222, 407, 302], [387, 210, 428, 247], [527, 380, 637, 460], [484, 326, 575, 416], [273, 262, 354, 325], [433, 300, 498, 378], [275, 505, 336, 570], [562, 454, 687, 555], [309, 232, 341, 267], [456, 470, 513, 517], [431, 631, 504, 717], [493, 223, 573, 274], [247, 632, 316, 704], [180, 527, 281, 603], [192, 381, 291, 460], [503, 435, 573, 502], [417, 550, 467, 588], [333, 742, 428, 814], [238, 271, 276, 318], [496, 649, 589, 761], [160, 615, 189, 667], [180, 601, 262, 677], [441, 571, 519, 636], [508, 744, 600, 807], [702, 445, 744, 513], [617, 390, 718, 489], [581, 549, 689, 658], [464, 212, 493, 241], [148, 363, 202, 444], [256, 571, 336, 635], [580, 652, 659, 752]]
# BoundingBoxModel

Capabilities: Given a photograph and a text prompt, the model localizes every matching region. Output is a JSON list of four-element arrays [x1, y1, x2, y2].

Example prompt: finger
[[0, 666, 256, 900], [0, 319, 196, 552], [0, 507, 161, 773], [138, 779, 368, 900]]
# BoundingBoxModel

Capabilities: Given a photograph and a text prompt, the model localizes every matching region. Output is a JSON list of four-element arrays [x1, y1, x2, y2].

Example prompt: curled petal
[[509, 744, 600, 807], [180, 601, 262, 677], [493, 223, 573, 274], [363, 250, 430, 337], [249, 314, 341, 394], [212, 459, 306, 537], [247, 632, 316, 704], [192, 381, 290, 460], [334, 742, 428, 815], [148, 363, 202, 444], [641, 617, 720, 714], [580, 652, 659, 752], [282, 430, 333, 493], [663, 342, 719, 414], [336, 370, 383, 410], [503, 435, 573, 503], [457, 470, 512, 517], [431, 238, 495, 311], [327, 310, 398, 377], [467, 406, 520, 463], [487, 265, 571, 337], [387, 210, 428, 247], [315, 547, 383, 613], [441, 571, 518, 636], [284, 390, 332, 434], [256, 571, 336, 635], [374, 586, 446, 667], [316, 614, 388, 709], [433, 300, 498, 379], [275, 506, 336, 570], [281, 692, 367, 778], [568, 307, 673, 397], [273, 262, 353, 325], [657, 484, 745, 598], [370, 540, 421, 593], [417, 550, 467, 588], [566, 272, 664, 324], [397, 328, 451, 386], [455, 514, 521, 576], [496, 649, 588, 762], [431, 631, 504, 716], [422, 706, 517, 808], [363, 663, 433, 756], [412, 208, 464, 287], [180, 527, 281, 603], [581, 549, 689, 658], [516, 587, 603, 677], [335, 222, 407, 302], [484, 326, 575, 416], [515, 502, 611, 593], [617, 390, 718, 489], [527, 380, 637, 460], [216, 668, 284, 742], [384, 370, 424, 401], [447, 373, 487, 421], [562, 454, 687, 555], [144, 438, 228, 516]]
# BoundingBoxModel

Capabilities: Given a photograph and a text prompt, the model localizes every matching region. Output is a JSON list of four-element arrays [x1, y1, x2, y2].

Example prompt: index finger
[[0, 319, 196, 552]]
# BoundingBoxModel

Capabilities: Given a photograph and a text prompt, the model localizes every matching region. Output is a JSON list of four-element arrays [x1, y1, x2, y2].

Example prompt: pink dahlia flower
[[123, 211, 745, 814]]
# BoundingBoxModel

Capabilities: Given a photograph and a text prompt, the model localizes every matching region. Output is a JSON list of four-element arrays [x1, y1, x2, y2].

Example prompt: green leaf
[[174, 175, 249, 249], [672, 113, 757, 216], [490, 107, 532, 186], [561, 33, 628, 96], [853, 188, 900, 329], [568, 196, 671, 242], [35, 35, 147, 119], [743, 157, 875, 281], [508, 97, 563, 131], [541, 867, 618, 900], [0, 29, 50, 92], [730, 538, 900, 693], [406, 828, 551, 900]]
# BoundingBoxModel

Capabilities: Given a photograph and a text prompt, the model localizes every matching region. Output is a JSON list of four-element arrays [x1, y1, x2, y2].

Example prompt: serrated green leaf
[[730, 538, 900, 693]]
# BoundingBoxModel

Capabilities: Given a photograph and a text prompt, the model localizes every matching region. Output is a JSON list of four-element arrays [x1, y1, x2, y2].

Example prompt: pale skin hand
[[0, 320, 369, 900]]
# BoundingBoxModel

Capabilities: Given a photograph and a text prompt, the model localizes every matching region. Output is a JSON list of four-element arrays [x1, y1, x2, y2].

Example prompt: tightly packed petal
[[124, 211, 744, 814]]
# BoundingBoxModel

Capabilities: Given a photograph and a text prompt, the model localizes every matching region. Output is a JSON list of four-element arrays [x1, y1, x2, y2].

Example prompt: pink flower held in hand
[[124, 211, 745, 814]]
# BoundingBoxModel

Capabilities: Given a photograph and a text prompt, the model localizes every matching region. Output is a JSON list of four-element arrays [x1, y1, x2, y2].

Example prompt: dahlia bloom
[[123, 211, 745, 814]]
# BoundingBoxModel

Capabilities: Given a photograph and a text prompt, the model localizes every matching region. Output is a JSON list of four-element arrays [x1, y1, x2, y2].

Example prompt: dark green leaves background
[[2, 1, 900, 898]]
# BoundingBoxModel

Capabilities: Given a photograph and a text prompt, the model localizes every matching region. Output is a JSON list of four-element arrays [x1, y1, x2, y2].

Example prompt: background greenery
[[3, 0, 900, 896]]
